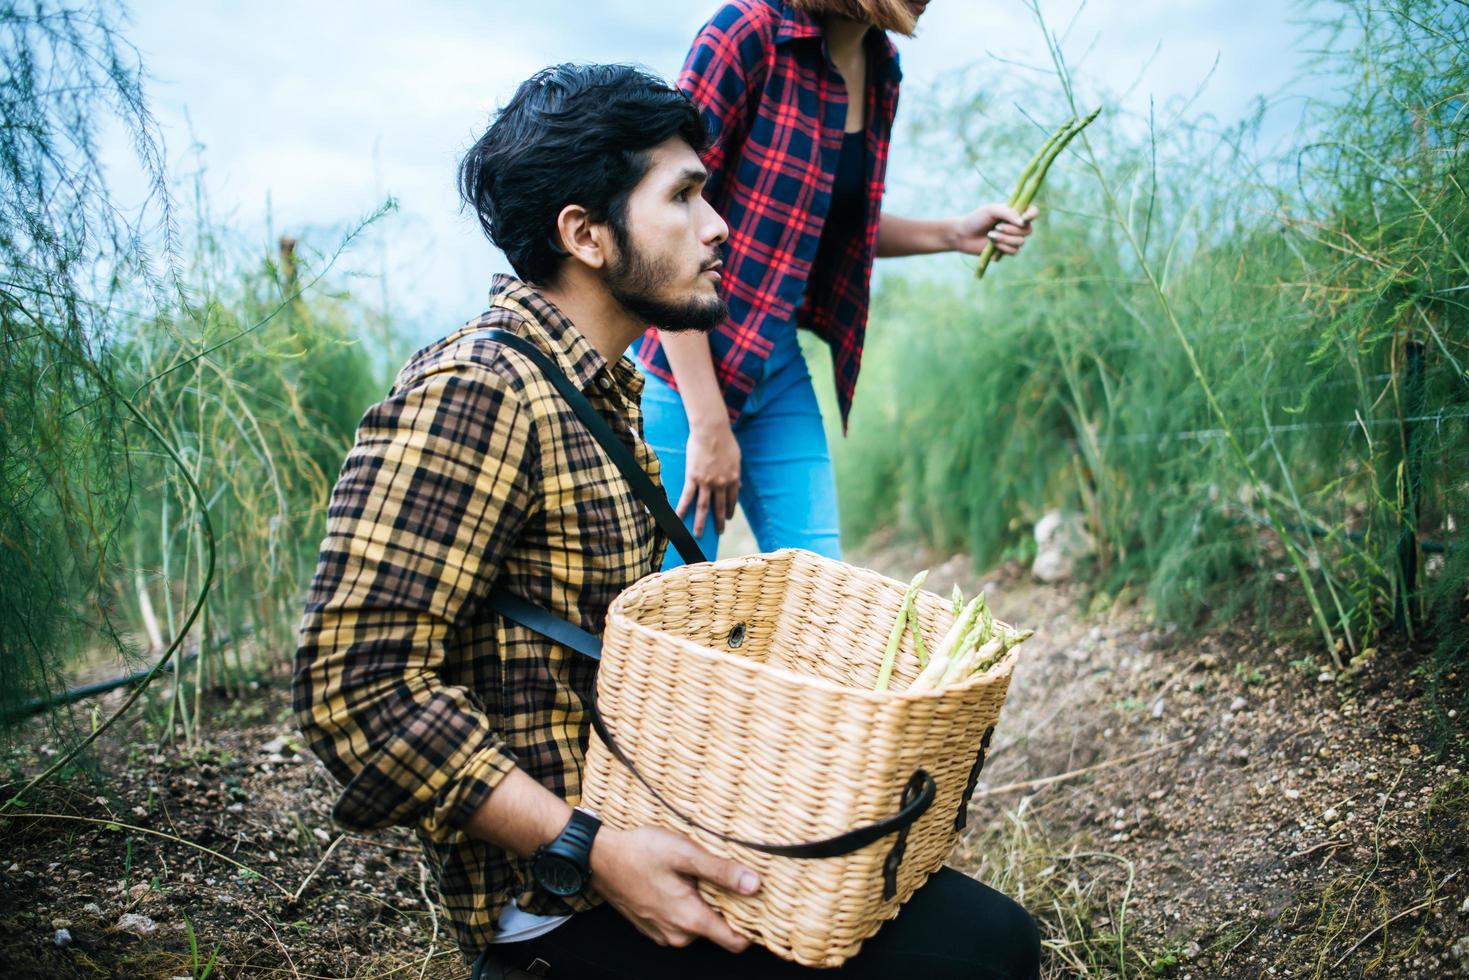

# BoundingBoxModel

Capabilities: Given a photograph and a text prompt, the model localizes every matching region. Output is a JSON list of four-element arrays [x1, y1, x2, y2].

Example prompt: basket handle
[[488, 589, 937, 857], [590, 703, 937, 859]]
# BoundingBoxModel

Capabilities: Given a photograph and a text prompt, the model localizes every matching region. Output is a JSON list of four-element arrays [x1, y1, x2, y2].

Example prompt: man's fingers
[[725, 486, 739, 521], [687, 904, 751, 954], [678, 844, 761, 897]]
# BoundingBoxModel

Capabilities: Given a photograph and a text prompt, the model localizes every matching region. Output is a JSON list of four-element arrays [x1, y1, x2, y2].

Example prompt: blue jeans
[[640, 328, 841, 569]]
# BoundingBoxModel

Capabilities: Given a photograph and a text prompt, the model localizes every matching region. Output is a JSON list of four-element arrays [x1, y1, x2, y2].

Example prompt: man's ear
[[555, 204, 612, 271]]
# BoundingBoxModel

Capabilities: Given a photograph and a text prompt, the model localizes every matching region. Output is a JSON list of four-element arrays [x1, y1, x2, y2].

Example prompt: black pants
[[474, 868, 1041, 979]]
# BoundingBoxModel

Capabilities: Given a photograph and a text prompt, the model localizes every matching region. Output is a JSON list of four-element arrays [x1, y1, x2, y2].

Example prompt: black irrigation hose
[[7, 652, 198, 722], [4, 625, 254, 723]]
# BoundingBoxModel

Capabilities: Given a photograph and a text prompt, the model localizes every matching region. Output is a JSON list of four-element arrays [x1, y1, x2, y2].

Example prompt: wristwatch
[[531, 806, 602, 897]]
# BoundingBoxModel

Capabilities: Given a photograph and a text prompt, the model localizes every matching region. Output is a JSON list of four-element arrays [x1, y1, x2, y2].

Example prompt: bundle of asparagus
[[873, 572, 1033, 693], [975, 106, 1102, 280]]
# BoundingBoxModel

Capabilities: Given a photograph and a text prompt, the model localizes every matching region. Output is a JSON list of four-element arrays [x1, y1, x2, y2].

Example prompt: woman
[[636, 0, 1039, 566]]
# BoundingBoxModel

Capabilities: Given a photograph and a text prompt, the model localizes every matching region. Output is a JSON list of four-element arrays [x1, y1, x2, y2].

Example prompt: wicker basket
[[580, 549, 1021, 967]]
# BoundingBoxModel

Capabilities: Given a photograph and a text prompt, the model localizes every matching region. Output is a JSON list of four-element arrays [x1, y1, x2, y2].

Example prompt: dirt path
[[862, 546, 1469, 979], [1, 549, 1465, 978]]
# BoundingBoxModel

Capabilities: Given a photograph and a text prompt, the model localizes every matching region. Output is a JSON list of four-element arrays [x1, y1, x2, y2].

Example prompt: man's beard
[[605, 230, 726, 333]]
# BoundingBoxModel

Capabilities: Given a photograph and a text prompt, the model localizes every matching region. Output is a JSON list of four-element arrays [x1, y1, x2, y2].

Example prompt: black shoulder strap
[[462, 327, 705, 566]]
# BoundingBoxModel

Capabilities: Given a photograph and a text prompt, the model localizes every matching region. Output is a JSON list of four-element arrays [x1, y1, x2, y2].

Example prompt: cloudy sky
[[116, 0, 1333, 342]]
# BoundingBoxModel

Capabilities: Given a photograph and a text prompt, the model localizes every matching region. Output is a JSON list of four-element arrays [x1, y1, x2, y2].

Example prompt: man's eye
[[675, 188, 690, 202]]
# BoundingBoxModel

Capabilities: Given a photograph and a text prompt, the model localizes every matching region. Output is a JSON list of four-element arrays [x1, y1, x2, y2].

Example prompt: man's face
[[603, 137, 729, 333]]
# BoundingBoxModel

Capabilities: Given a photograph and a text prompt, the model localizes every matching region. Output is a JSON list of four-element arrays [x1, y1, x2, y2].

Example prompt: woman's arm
[[877, 204, 1039, 259], [659, 332, 740, 536]]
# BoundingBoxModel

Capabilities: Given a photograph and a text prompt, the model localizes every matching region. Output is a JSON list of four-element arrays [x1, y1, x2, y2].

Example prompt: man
[[294, 63, 1040, 979]]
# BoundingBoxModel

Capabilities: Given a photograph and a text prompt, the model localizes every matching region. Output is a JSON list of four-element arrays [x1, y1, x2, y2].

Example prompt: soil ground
[[2, 539, 1466, 979]]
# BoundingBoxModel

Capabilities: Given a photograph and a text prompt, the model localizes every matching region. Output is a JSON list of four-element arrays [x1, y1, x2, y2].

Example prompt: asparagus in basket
[[874, 574, 1034, 692], [874, 570, 928, 691]]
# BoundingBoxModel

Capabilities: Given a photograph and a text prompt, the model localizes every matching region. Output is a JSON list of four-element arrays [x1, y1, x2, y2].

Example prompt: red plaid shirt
[[635, 0, 902, 428]]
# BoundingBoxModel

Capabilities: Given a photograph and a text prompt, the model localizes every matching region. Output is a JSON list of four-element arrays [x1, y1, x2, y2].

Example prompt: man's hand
[[677, 419, 740, 537], [950, 203, 1040, 262], [590, 825, 760, 952]]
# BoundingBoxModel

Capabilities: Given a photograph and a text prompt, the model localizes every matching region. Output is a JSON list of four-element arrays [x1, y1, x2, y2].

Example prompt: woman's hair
[[458, 63, 708, 284], [786, 0, 918, 36]]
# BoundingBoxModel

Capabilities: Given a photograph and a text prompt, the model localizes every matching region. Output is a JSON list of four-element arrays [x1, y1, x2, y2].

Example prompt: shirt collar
[[774, 1, 825, 44], [773, 3, 903, 86], [486, 274, 613, 392]]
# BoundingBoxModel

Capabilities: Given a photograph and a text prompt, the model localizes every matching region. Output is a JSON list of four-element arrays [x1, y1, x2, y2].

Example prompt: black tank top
[[809, 130, 867, 288], [825, 130, 867, 236]]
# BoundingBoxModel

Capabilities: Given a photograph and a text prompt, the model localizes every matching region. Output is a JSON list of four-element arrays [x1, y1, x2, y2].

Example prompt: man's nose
[[700, 198, 729, 246]]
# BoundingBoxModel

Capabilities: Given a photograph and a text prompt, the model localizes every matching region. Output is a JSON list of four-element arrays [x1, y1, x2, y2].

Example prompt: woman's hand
[[678, 418, 741, 537], [949, 203, 1040, 262]]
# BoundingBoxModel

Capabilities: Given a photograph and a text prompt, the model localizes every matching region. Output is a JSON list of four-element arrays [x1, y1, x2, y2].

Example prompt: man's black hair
[[459, 63, 709, 285]]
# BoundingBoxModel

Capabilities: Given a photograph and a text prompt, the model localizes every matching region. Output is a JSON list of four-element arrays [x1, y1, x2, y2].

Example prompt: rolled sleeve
[[293, 361, 538, 839]]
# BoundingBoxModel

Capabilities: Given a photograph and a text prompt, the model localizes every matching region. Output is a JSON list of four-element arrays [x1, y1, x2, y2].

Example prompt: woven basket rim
[[607, 615, 1022, 704]]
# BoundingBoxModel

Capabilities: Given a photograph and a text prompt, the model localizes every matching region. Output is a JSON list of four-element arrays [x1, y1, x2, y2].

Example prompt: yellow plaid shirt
[[293, 275, 664, 955]]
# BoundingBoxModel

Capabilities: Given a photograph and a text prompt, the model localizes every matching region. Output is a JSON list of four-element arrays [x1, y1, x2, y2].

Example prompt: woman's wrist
[[689, 407, 733, 436], [940, 216, 966, 252]]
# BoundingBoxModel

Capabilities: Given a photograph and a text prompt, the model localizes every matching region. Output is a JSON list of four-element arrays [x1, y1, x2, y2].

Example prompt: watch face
[[534, 854, 585, 897]]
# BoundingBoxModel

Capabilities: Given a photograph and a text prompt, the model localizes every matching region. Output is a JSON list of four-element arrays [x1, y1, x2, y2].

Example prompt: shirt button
[[597, 376, 612, 391]]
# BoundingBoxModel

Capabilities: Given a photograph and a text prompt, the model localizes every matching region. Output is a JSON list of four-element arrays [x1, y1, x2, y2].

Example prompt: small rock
[[1323, 807, 1338, 822], [6, 863, 18, 873], [115, 912, 157, 936], [227, 802, 245, 813], [1318, 671, 1336, 683], [261, 736, 289, 755], [313, 827, 332, 844], [1453, 935, 1469, 965], [1152, 699, 1165, 719], [53, 928, 72, 947], [1031, 510, 1095, 583], [1230, 696, 1247, 712], [82, 903, 103, 916], [1460, 895, 1469, 914], [51, 917, 71, 930], [1284, 788, 1301, 800]]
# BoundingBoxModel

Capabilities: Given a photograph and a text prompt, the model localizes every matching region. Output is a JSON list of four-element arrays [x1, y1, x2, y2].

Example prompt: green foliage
[[0, 0, 170, 728], [117, 226, 389, 729], [0, 0, 394, 757], [837, 1, 1467, 699]]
